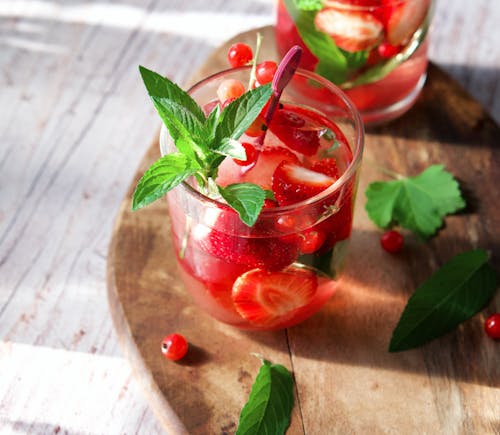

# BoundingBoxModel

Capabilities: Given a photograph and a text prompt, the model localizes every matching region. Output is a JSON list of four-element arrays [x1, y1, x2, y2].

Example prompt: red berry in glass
[[256, 61, 278, 84], [227, 43, 253, 68], [484, 313, 500, 339], [161, 333, 188, 361], [380, 230, 404, 253]]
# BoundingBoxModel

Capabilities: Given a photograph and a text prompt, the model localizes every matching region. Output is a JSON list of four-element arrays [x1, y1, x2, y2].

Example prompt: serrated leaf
[[215, 84, 272, 142], [151, 96, 207, 162], [389, 250, 497, 352], [213, 138, 246, 160], [365, 165, 466, 238], [236, 360, 294, 435], [139, 66, 205, 122], [217, 183, 266, 227], [205, 103, 221, 141], [132, 153, 196, 210]]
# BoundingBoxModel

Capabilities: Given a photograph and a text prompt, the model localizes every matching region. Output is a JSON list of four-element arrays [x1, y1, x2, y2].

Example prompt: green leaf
[[215, 84, 272, 142], [132, 153, 196, 210], [389, 249, 497, 352], [365, 165, 466, 238], [205, 103, 221, 141], [150, 96, 207, 162], [139, 66, 205, 122], [292, 0, 323, 11], [213, 138, 246, 160], [236, 360, 294, 435], [217, 183, 266, 227]]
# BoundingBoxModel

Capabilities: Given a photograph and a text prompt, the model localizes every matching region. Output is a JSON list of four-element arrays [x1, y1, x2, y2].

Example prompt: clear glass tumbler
[[276, 0, 433, 124], [160, 66, 364, 330]]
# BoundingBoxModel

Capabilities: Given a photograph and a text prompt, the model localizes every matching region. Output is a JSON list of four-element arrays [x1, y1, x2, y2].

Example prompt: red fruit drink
[[276, 0, 433, 124], [161, 67, 363, 330]]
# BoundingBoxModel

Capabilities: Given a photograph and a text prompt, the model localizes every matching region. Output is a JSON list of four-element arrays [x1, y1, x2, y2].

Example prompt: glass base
[[360, 73, 427, 126]]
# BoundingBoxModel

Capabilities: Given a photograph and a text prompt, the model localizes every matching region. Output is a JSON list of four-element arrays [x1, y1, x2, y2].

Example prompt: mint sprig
[[133, 66, 273, 226], [236, 359, 294, 435], [389, 249, 497, 352]]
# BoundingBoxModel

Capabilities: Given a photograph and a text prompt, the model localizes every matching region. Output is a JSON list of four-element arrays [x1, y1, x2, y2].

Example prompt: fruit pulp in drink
[[167, 102, 357, 330]]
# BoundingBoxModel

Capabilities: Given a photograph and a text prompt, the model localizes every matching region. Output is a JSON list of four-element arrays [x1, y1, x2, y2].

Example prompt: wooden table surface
[[1, 1, 499, 434]]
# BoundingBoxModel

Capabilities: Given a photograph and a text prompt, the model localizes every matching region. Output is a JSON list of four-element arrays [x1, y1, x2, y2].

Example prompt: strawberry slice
[[384, 0, 429, 46], [240, 146, 299, 189], [195, 209, 300, 272], [272, 161, 336, 206], [269, 110, 320, 156], [314, 8, 383, 53], [309, 158, 339, 179], [232, 266, 318, 327]]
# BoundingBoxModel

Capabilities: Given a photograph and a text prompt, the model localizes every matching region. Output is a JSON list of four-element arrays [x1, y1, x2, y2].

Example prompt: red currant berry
[[300, 229, 326, 254], [378, 42, 401, 59], [484, 313, 500, 340], [256, 61, 277, 85], [380, 230, 404, 253], [227, 43, 253, 68], [217, 79, 245, 103], [233, 143, 258, 166], [161, 333, 188, 361]]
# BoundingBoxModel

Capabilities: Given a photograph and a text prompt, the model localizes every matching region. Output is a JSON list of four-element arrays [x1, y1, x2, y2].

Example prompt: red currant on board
[[484, 313, 500, 340], [161, 333, 188, 361], [380, 230, 404, 253], [256, 61, 278, 85], [227, 43, 253, 68], [233, 143, 258, 166]]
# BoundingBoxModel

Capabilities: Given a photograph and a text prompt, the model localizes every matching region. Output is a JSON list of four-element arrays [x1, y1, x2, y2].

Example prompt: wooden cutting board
[[106, 26, 500, 434]]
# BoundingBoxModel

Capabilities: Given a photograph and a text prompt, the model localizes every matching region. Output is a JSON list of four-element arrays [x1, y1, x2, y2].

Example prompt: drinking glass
[[276, 0, 434, 124], [160, 66, 364, 330]]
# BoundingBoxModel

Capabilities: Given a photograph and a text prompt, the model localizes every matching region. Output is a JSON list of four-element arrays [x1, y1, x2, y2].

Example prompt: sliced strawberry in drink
[[272, 161, 336, 206], [309, 158, 340, 179], [314, 8, 383, 53], [269, 110, 320, 156], [232, 266, 318, 327], [240, 146, 299, 189], [195, 209, 300, 272], [384, 0, 429, 46]]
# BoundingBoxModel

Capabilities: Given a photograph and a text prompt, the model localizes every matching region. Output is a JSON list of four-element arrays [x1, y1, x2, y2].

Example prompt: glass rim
[[160, 66, 364, 216]]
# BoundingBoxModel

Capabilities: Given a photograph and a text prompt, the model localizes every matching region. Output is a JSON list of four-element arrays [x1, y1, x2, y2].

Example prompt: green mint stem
[[248, 32, 263, 89]]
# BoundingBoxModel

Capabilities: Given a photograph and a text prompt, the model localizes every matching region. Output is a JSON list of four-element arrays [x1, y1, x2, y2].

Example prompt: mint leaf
[[292, 0, 323, 10], [139, 66, 205, 123], [215, 84, 272, 142], [213, 138, 246, 160], [365, 165, 466, 238], [389, 249, 497, 352], [132, 153, 196, 210], [205, 103, 221, 141], [236, 360, 294, 435], [218, 183, 266, 227]]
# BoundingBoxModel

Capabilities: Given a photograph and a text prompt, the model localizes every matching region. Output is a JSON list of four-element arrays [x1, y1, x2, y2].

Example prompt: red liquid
[[167, 102, 358, 330], [275, 0, 430, 123]]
